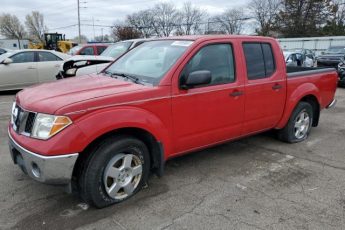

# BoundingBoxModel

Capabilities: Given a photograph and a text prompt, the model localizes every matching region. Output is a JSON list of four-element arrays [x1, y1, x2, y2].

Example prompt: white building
[[0, 39, 29, 50], [278, 36, 345, 56]]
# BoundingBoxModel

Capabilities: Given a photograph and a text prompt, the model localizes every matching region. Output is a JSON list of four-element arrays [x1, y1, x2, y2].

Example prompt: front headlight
[[31, 113, 72, 140]]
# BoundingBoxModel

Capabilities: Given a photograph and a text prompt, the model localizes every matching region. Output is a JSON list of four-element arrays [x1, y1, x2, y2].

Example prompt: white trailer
[[278, 36, 345, 56], [0, 39, 29, 50]]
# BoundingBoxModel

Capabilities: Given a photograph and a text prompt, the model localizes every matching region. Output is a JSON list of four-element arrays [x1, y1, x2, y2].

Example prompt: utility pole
[[77, 0, 81, 43], [92, 17, 95, 41], [101, 28, 104, 42]]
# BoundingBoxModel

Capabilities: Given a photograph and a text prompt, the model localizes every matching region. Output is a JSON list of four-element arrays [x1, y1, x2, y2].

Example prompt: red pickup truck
[[8, 35, 337, 208]]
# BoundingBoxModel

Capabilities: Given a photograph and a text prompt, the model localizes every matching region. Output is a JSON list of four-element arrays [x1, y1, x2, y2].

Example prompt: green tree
[[322, 0, 345, 35], [276, 0, 333, 37]]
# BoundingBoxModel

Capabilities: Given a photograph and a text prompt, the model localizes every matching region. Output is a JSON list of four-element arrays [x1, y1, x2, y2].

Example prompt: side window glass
[[11, 52, 35, 63], [38, 52, 62, 62], [243, 43, 265, 79], [262, 44, 275, 76], [181, 44, 235, 86], [97, 46, 107, 55], [80, 47, 94, 55], [243, 43, 275, 80]]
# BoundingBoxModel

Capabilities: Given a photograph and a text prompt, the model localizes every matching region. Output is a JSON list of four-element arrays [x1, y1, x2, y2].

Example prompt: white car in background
[[0, 49, 70, 91], [284, 51, 314, 67], [57, 39, 147, 79]]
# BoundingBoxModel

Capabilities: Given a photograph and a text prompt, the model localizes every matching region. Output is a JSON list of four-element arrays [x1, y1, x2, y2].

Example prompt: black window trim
[[242, 42, 276, 80], [179, 42, 237, 89]]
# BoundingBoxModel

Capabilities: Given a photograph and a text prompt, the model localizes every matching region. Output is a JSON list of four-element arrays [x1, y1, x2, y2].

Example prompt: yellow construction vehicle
[[29, 33, 77, 53]]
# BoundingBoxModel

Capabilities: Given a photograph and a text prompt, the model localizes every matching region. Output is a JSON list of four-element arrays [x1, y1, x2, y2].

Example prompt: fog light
[[31, 162, 41, 178]]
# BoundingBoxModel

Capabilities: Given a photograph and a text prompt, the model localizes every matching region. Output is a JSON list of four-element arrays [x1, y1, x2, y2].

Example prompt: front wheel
[[79, 136, 150, 208], [278, 102, 314, 143]]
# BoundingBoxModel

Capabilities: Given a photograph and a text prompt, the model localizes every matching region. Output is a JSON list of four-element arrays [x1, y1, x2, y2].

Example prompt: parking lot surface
[[0, 89, 345, 230]]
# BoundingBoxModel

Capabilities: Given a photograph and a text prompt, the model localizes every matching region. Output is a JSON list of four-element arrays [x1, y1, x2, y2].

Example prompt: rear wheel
[[278, 102, 313, 143], [79, 135, 150, 208]]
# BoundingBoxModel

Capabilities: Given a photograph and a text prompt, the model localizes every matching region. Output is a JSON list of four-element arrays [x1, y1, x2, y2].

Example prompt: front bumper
[[8, 131, 78, 185], [326, 99, 337, 109]]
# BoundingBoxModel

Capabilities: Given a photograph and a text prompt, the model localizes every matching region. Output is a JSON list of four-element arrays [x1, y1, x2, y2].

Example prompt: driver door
[[171, 42, 245, 154], [0, 51, 37, 90]]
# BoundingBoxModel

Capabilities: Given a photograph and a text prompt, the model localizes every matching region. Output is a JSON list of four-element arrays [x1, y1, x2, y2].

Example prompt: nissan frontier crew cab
[[8, 35, 337, 208]]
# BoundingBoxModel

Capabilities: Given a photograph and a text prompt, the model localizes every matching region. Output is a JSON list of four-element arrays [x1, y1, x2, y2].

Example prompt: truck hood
[[17, 74, 147, 114]]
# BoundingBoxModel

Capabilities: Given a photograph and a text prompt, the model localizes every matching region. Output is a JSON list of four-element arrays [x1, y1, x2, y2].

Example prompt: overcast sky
[[1, 0, 251, 40]]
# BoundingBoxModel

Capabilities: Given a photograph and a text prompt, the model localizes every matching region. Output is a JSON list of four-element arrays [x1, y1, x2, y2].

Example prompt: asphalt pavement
[[0, 89, 345, 230]]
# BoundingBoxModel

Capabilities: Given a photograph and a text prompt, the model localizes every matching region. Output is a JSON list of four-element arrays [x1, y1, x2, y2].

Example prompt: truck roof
[[153, 35, 276, 42]]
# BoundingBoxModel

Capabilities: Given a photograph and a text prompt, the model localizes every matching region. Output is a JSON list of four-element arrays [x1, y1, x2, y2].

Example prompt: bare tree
[[151, 2, 178, 37], [215, 9, 245, 34], [248, 0, 281, 36], [127, 9, 155, 38], [0, 13, 26, 48], [25, 11, 48, 44], [177, 2, 206, 35], [111, 25, 141, 41]]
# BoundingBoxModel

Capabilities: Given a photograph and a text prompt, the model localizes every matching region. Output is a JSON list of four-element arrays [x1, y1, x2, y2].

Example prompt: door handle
[[272, 84, 282, 90], [27, 66, 36, 69], [230, 90, 244, 97]]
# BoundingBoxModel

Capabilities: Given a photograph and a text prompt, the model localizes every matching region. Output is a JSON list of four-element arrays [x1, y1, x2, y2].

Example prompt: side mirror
[[2, 58, 13, 65], [182, 70, 212, 89]]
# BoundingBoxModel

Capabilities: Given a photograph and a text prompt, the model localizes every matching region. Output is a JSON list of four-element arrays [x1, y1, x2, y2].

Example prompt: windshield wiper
[[111, 72, 144, 85]]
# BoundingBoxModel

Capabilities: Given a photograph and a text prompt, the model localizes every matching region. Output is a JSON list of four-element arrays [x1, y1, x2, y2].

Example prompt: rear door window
[[38, 52, 62, 62], [80, 47, 94, 55], [243, 43, 276, 80]]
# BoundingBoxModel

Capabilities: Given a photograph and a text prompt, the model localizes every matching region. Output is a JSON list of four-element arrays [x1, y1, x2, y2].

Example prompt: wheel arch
[[72, 127, 165, 191], [276, 83, 321, 129]]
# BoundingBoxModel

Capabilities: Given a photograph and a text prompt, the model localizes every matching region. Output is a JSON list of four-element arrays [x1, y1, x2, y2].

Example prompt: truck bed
[[286, 66, 337, 110], [287, 66, 336, 78]]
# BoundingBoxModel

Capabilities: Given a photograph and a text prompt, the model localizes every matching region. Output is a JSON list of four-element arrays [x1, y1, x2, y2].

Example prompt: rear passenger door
[[36, 51, 63, 83], [242, 42, 286, 133]]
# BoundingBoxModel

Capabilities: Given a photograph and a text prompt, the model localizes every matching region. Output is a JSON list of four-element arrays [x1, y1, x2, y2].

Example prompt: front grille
[[25, 112, 36, 133], [12, 105, 36, 135]]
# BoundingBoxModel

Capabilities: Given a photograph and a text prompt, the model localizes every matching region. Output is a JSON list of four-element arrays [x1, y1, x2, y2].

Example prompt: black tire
[[277, 102, 313, 143], [79, 135, 150, 208]]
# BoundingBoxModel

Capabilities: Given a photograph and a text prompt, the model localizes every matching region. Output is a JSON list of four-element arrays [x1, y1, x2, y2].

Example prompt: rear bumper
[[326, 99, 337, 109], [8, 131, 78, 185]]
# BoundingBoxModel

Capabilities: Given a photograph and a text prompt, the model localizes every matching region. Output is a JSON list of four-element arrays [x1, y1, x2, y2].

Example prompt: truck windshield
[[101, 42, 132, 58], [104, 40, 193, 85]]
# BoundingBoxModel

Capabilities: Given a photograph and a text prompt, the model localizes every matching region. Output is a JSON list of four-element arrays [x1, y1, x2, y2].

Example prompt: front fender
[[74, 106, 172, 158], [276, 83, 320, 129]]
